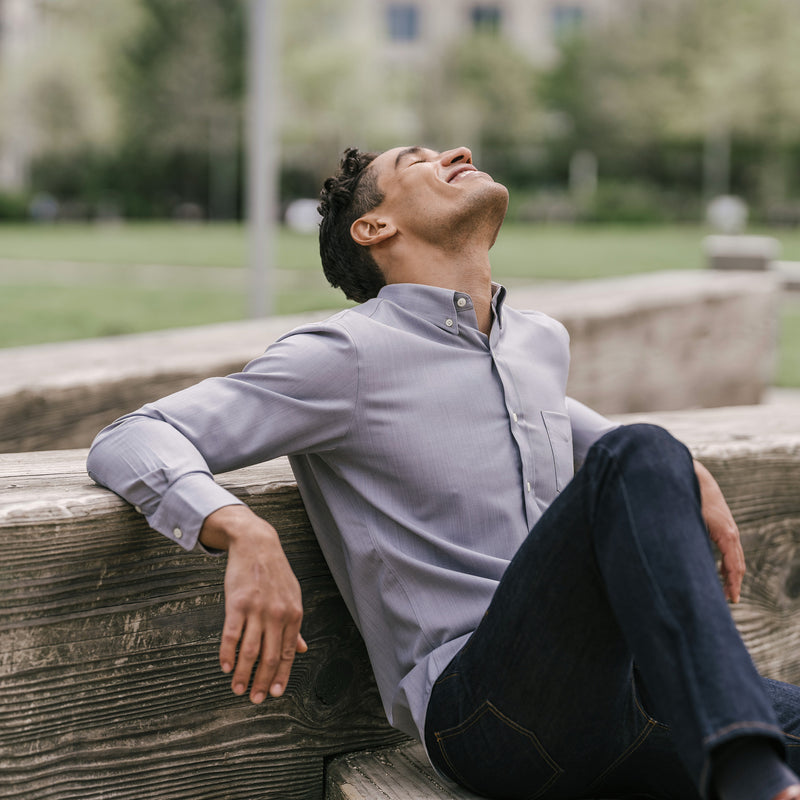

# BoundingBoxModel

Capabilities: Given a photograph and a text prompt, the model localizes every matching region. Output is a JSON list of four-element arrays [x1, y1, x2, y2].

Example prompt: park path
[[0, 257, 249, 290]]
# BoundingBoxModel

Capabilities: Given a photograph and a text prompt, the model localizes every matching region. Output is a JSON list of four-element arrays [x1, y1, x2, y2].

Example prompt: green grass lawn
[[2, 220, 800, 385]]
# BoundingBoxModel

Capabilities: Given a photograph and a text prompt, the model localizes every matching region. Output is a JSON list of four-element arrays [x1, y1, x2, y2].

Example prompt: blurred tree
[[421, 31, 547, 183], [279, 0, 385, 189], [0, 0, 132, 191], [115, 0, 244, 218], [544, 0, 800, 206]]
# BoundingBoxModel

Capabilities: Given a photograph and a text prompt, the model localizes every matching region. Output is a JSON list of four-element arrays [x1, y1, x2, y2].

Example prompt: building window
[[387, 3, 420, 42], [551, 4, 584, 39], [471, 5, 502, 34]]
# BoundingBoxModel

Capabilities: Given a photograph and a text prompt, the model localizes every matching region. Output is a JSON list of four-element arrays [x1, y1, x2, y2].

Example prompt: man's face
[[365, 145, 509, 244]]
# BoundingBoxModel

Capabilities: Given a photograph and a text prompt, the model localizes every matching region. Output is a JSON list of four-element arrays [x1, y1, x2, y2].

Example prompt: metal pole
[[247, 0, 279, 317]]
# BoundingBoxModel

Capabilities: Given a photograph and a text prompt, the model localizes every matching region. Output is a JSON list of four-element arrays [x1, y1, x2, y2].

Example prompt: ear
[[350, 214, 397, 248]]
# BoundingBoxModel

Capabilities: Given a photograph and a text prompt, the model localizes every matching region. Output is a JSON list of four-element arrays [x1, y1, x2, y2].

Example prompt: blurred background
[[2, 0, 800, 381]]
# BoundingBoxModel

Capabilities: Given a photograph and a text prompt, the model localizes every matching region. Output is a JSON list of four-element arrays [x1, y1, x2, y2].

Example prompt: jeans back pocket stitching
[[434, 700, 564, 800]]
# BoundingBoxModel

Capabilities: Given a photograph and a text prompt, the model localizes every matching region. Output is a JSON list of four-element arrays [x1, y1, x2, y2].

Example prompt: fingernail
[[253, 692, 265, 704], [270, 683, 283, 697], [234, 682, 245, 695], [221, 662, 232, 674]]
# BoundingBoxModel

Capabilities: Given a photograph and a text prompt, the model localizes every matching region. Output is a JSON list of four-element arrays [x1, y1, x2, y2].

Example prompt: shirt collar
[[491, 282, 507, 328], [377, 282, 507, 335]]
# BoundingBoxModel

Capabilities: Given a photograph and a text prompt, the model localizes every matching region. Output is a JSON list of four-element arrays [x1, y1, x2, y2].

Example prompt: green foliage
[[421, 32, 545, 181], [14, 0, 800, 224], [543, 0, 800, 209], [117, 0, 244, 150], [582, 181, 702, 225], [0, 191, 29, 221]]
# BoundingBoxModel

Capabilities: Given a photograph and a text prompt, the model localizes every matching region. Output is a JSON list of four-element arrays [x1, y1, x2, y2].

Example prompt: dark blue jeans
[[424, 424, 800, 800]]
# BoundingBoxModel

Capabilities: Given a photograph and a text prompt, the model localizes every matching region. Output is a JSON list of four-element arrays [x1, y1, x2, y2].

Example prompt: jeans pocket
[[432, 700, 563, 800]]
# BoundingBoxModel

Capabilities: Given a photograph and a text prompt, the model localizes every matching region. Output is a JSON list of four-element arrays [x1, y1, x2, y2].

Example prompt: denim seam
[[631, 674, 670, 731], [587, 716, 657, 793], [433, 670, 461, 688], [434, 700, 563, 800], [701, 720, 785, 747]]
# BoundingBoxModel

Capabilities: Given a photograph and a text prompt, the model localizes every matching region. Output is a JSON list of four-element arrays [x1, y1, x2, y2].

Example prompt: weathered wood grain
[[0, 451, 406, 800], [4, 404, 800, 799], [326, 741, 484, 800]]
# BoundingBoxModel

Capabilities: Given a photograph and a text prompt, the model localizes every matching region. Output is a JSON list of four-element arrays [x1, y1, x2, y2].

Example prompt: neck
[[383, 243, 494, 335]]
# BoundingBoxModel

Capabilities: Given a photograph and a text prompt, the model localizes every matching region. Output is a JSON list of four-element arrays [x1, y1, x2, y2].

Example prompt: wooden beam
[[0, 451, 406, 799]]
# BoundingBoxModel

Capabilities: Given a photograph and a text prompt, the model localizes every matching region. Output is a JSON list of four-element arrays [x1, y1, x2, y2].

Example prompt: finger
[[219, 606, 246, 675], [723, 545, 746, 603], [231, 618, 263, 696], [296, 633, 308, 654], [268, 624, 302, 699], [717, 528, 745, 602], [247, 629, 276, 704]]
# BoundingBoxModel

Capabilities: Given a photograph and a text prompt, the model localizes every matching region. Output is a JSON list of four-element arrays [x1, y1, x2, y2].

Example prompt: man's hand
[[200, 505, 307, 703], [693, 459, 745, 604]]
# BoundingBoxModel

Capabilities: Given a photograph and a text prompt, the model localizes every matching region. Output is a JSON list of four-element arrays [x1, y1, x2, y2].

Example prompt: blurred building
[[363, 0, 626, 67]]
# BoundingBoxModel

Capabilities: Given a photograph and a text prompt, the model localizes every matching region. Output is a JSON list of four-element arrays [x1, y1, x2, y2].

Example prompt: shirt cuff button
[[173, 527, 183, 540], [134, 505, 142, 514]]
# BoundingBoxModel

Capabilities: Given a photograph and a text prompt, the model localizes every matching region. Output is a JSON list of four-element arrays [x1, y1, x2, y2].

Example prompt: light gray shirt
[[87, 282, 616, 743]]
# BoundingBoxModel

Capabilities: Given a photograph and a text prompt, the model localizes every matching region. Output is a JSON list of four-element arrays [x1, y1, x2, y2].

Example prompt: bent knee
[[592, 423, 692, 470]]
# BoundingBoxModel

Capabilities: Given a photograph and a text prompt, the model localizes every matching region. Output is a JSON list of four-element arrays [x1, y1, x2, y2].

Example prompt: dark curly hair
[[318, 147, 386, 303]]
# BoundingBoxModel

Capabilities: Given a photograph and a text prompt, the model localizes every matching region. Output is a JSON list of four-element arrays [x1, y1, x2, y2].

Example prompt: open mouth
[[447, 165, 478, 183]]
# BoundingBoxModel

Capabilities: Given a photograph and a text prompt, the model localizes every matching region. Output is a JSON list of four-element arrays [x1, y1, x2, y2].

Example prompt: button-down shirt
[[87, 282, 616, 743]]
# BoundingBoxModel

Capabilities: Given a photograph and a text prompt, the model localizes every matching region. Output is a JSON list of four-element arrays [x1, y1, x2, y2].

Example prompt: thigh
[[425, 466, 652, 798]]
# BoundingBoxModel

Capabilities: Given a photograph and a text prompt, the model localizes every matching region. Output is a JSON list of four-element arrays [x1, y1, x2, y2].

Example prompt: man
[[88, 146, 800, 800]]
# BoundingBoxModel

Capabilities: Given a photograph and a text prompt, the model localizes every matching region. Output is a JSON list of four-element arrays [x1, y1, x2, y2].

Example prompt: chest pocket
[[541, 410, 574, 493]]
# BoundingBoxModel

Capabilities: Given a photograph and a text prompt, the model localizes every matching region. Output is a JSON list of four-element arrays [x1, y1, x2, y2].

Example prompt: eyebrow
[[394, 146, 430, 169]]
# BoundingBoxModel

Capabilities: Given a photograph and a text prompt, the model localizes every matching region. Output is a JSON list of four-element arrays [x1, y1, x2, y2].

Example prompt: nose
[[440, 147, 473, 166]]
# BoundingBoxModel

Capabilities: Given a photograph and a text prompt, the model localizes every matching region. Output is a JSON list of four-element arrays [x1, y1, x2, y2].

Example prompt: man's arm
[[87, 324, 358, 701], [694, 458, 745, 604]]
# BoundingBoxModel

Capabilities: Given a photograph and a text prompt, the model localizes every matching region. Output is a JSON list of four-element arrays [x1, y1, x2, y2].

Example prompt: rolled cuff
[[700, 722, 787, 800]]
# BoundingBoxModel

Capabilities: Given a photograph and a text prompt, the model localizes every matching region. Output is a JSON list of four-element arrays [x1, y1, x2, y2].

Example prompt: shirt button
[[173, 527, 183, 540], [445, 318, 454, 327], [456, 297, 467, 308], [134, 505, 142, 514], [512, 412, 519, 423], [526, 481, 532, 493]]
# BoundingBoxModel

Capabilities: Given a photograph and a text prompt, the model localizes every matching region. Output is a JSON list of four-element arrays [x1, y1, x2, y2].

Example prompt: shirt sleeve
[[566, 396, 619, 466], [86, 322, 358, 552]]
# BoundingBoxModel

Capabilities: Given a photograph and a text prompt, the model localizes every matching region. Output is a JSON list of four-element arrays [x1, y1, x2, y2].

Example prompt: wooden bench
[[3, 403, 800, 799], [0, 270, 778, 453]]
